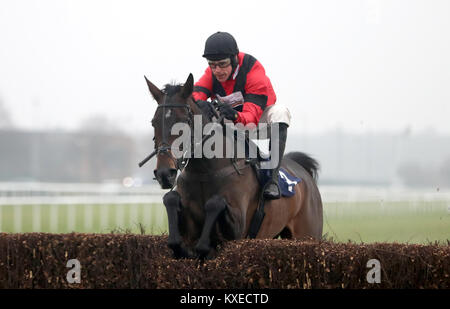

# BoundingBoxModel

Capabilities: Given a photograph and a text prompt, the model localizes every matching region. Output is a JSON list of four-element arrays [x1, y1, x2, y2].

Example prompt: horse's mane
[[162, 83, 183, 97]]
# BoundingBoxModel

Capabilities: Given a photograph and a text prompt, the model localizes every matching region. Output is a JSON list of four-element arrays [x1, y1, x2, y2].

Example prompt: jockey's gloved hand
[[196, 100, 216, 119], [217, 102, 238, 121]]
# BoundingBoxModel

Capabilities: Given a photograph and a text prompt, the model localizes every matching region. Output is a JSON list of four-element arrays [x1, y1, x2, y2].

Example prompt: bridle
[[139, 96, 225, 170], [139, 96, 250, 192], [138, 96, 195, 170]]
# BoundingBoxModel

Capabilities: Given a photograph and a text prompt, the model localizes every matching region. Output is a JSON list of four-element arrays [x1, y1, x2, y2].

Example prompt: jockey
[[193, 31, 291, 200]]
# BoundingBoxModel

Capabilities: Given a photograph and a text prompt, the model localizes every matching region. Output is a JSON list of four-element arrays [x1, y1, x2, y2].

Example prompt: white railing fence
[[1, 182, 449, 233], [0, 182, 168, 233]]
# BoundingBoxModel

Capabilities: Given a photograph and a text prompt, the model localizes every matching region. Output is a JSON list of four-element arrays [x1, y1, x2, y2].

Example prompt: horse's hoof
[[168, 244, 182, 258], [169, 243, 191, 259], [168, 234, 181, 248], [195, 243, 211, 259], [168, 237, 184, 258]]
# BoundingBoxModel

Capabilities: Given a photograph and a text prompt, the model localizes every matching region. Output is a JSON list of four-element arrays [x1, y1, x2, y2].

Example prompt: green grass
[[322, 201, 450, 244], [0, 201, 449, 244], [0, 203, 168, 235]]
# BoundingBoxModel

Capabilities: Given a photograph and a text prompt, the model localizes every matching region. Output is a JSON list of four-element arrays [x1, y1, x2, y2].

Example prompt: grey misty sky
[[0, 0, 449, 135]]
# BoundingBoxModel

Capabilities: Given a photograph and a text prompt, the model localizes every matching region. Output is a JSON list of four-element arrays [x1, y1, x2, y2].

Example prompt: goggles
[[207, 58, 231, 69]]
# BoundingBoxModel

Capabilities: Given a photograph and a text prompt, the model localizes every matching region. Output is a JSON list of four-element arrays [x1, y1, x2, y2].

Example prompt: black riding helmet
[[203, 32, 239, 76]]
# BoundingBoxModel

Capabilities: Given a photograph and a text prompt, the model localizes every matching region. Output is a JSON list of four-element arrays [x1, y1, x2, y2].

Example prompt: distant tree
[[438, 156, 450, 187], [0, 97, 13, 128], [397, 162, 437, 187], [77, 115, 123, 133], [397, 159, 446, 188], [0, 129, 137, 182]]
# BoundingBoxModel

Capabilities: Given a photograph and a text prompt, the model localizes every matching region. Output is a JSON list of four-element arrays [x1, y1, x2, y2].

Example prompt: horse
[[143, 73, 323, 258]]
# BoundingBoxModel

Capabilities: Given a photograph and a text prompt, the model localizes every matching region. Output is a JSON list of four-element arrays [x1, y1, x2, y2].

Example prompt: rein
[[139, 97, 249, 188], [139, 98, 225, 169]]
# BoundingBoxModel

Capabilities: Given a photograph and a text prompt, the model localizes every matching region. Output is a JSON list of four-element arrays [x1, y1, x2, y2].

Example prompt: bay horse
[[143, 73, 323, 258]]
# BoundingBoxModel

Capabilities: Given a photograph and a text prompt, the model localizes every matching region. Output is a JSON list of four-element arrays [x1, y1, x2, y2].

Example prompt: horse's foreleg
[[163, 191, 187, 258], [218, 203, 244, 240], [195, 195, 227, 258]]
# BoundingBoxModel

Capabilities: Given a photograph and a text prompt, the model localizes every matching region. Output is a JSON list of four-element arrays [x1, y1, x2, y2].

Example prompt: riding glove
[[196, 100, 216, 119], [217, 102, 238, 121]]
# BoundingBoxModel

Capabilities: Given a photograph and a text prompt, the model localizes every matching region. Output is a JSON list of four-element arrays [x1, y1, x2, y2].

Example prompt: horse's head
[[145, 74, 196, 189]]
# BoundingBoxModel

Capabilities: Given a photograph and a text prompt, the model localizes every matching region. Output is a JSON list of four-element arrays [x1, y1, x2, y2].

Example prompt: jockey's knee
[[258, 105, 291, 133], [266, 104, 291, 127]]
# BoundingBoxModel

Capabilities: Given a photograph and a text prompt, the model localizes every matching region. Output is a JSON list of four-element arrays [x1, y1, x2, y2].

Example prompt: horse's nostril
[[154, 168, 178, 187]]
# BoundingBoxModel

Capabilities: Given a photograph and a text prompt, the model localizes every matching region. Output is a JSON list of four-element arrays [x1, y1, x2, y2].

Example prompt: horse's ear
[[144, 76, 164, 104], [181, 73, 194, 100]]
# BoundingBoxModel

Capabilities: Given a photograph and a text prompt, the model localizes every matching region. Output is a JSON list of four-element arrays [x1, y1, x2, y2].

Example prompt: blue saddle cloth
[[259, 167, 302, 197]]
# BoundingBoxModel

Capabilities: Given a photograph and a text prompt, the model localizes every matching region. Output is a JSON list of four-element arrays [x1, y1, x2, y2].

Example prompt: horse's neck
[[185, 101, 243, 173], [186, 155, 235, 174], [186, 133, 239, 173]]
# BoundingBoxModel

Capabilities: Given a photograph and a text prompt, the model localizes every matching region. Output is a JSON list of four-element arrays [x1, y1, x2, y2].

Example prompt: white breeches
[[259, 104, 291, 126]]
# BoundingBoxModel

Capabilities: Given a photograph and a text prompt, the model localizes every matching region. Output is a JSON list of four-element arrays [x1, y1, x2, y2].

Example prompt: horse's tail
[[284, 152, 319, 182]]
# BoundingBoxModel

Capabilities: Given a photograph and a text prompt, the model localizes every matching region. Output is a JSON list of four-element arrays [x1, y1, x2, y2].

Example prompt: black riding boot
[[263, 123, 288, 200]]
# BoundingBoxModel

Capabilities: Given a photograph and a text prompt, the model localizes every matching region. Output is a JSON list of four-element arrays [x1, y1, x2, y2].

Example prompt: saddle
[[257, 166, 302, 198]]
